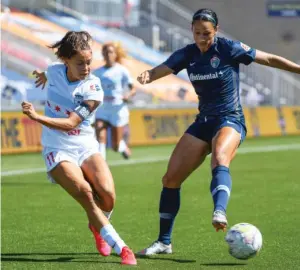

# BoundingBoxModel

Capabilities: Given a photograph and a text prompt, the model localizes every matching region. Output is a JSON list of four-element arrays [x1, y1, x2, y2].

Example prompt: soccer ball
[[225, 223, 262, 260]]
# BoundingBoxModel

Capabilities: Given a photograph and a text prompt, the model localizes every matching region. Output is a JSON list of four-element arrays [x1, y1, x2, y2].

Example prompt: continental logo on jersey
[[189, 71, 223, 81], [90, 84, 101, 91], [241, 42, 251, 52], [210, 56, 220, 68]]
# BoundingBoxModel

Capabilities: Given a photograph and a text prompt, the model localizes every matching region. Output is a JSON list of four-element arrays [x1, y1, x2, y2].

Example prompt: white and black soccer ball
[[225, 223, 262, 260]]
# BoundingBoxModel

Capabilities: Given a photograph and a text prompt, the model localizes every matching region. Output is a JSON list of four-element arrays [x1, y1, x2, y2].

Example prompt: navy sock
[[158, 187, 180, 245], [210, 166, 232, 213]]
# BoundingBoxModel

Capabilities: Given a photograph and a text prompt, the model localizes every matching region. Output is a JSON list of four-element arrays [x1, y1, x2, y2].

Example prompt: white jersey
[[41, 63, 104, 150], [93, 63, 133, 106]]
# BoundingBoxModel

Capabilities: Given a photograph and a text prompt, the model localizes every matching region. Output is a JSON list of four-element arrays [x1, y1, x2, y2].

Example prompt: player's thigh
[[163, 133, 210, 188], [95, 119, 108, 142], [81, 153, 115, 203], [49, 161, 94, 207], [211, 126, 242, 168]]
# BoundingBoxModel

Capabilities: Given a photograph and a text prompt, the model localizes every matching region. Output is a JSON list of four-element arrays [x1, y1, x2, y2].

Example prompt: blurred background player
[[136, 8, 300, 255], [94, 42, 135, 160], [26, 31, 136, 265], [245, 87, 264, 137]]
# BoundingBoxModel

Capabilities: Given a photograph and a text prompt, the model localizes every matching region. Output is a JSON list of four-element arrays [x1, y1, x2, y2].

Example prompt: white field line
[[2, 143, 300, 177]]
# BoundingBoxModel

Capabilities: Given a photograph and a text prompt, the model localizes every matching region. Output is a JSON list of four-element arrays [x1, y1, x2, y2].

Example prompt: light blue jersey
[[93, 63, 133, 106]]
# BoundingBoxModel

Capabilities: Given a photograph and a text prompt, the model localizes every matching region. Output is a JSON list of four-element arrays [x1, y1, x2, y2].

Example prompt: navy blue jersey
[[163, 37, 256, 118]]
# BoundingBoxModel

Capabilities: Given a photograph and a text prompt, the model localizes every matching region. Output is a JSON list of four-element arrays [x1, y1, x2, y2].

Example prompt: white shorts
[[95, 104, 129, 127], [42, 145, 100, 183]]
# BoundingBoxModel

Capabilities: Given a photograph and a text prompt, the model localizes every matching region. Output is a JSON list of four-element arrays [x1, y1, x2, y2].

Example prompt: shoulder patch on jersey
[[210, 56, 220, 68], [240, 42, 251, 52], [90, 84, 101, 91]]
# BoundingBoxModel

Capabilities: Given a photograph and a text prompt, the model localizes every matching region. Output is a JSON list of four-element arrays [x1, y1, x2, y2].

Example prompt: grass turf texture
[[2, 136, 300, 269]]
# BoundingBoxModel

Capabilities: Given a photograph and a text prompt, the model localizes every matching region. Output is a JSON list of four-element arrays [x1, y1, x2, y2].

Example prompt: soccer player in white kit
[[23, 31, 137, 266], [93, 42, 136, 160]]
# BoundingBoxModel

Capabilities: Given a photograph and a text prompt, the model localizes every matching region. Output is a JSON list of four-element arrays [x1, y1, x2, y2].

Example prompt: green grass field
[[2, 136, 300, 270]]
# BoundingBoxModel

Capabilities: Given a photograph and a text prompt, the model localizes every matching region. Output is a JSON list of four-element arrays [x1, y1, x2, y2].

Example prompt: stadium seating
[[1, 10, 198, 104]]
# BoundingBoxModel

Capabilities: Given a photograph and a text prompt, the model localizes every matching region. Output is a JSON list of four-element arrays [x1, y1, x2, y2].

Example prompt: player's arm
[[21, 100, 99, 132], [137, 64, 174, 84], [137, 47, 187, 85], [254, 50, 300, 74], [123, 83, 136, 101]]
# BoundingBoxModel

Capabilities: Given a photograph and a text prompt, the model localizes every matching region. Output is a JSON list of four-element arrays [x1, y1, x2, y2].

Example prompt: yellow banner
[[1, 111, 43, 154], [1, 107, 300, 154], [129, 108, 198, 145]]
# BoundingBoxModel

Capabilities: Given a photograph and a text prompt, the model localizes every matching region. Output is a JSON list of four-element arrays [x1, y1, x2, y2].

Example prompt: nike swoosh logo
[[190, 62, 196, 66], [227, 121, 235, 125]]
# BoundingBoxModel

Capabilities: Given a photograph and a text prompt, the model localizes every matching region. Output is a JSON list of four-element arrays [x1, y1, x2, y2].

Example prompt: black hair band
[[192, 13, 217, 26]]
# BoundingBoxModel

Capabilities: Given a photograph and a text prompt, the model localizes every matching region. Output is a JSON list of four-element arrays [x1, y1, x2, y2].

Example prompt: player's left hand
[[21, 101, 39, 120], [33, 70, 47, 89]]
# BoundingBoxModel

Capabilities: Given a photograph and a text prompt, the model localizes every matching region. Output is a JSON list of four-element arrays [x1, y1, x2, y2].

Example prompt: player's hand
[[33, 70, 47, 89], [21, 101, 39, 120], [137, 70, 151, 85]]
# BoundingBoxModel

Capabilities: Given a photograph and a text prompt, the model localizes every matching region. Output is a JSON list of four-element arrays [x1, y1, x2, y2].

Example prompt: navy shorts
[[186, 115, 247, 146]]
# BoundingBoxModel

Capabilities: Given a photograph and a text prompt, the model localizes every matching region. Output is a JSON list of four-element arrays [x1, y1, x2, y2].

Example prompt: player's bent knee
[[212, 151, 230, 168]]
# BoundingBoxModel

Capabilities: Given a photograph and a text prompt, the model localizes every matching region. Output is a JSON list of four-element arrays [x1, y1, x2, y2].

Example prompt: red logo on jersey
[[90, 84, 101, 91], [67, 129, 81, 136]]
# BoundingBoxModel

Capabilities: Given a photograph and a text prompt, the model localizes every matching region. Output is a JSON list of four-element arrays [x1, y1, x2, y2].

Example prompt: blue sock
[[158, 187, 180, 245], [210, 166, 232, 213]]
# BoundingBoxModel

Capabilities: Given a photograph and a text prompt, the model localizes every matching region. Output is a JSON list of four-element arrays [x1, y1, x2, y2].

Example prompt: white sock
[[100, 224, 126, 255], [102, 210, 113, 220], [117, 140, 127, 153], [99, 143, 106, 160]]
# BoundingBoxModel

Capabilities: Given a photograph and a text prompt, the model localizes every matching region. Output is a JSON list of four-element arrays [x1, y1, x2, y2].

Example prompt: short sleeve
[[163, 47, 188, 74], [121, 67, 133, 87], [45, 62, 63, 84], [82, 77, 104, 103], [228, 40, 256, 65]]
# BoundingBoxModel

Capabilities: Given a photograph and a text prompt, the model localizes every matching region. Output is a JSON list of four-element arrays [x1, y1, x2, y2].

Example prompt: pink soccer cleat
[[120, 247, 137, 265], [89, 224, 112, 256]]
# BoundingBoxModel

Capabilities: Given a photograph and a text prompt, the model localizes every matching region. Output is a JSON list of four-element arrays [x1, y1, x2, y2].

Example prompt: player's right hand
[[33, 70, 47, 89], [137, 70, 151, 85], [21, 101, 39, 121]]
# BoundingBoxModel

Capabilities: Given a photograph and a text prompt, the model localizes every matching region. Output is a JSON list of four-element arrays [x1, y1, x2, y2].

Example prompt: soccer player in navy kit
[[137, 9, 300, 255]]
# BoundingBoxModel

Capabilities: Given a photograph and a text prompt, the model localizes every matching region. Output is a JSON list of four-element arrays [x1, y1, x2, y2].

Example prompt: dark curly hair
[[49, 31, 92, 59]]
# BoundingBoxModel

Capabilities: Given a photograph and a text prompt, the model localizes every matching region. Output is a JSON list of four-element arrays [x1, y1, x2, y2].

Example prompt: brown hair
[[102, 42, 127, 63], [49, 31, 92, 59]]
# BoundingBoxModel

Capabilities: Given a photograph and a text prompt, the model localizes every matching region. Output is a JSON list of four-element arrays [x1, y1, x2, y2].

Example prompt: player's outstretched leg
[[210, 166, 231, 231], [51, 163, 137, 265], [137, 187, 179, 255], [211, 126, 241, 232], [137, 134, 208, 255]]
